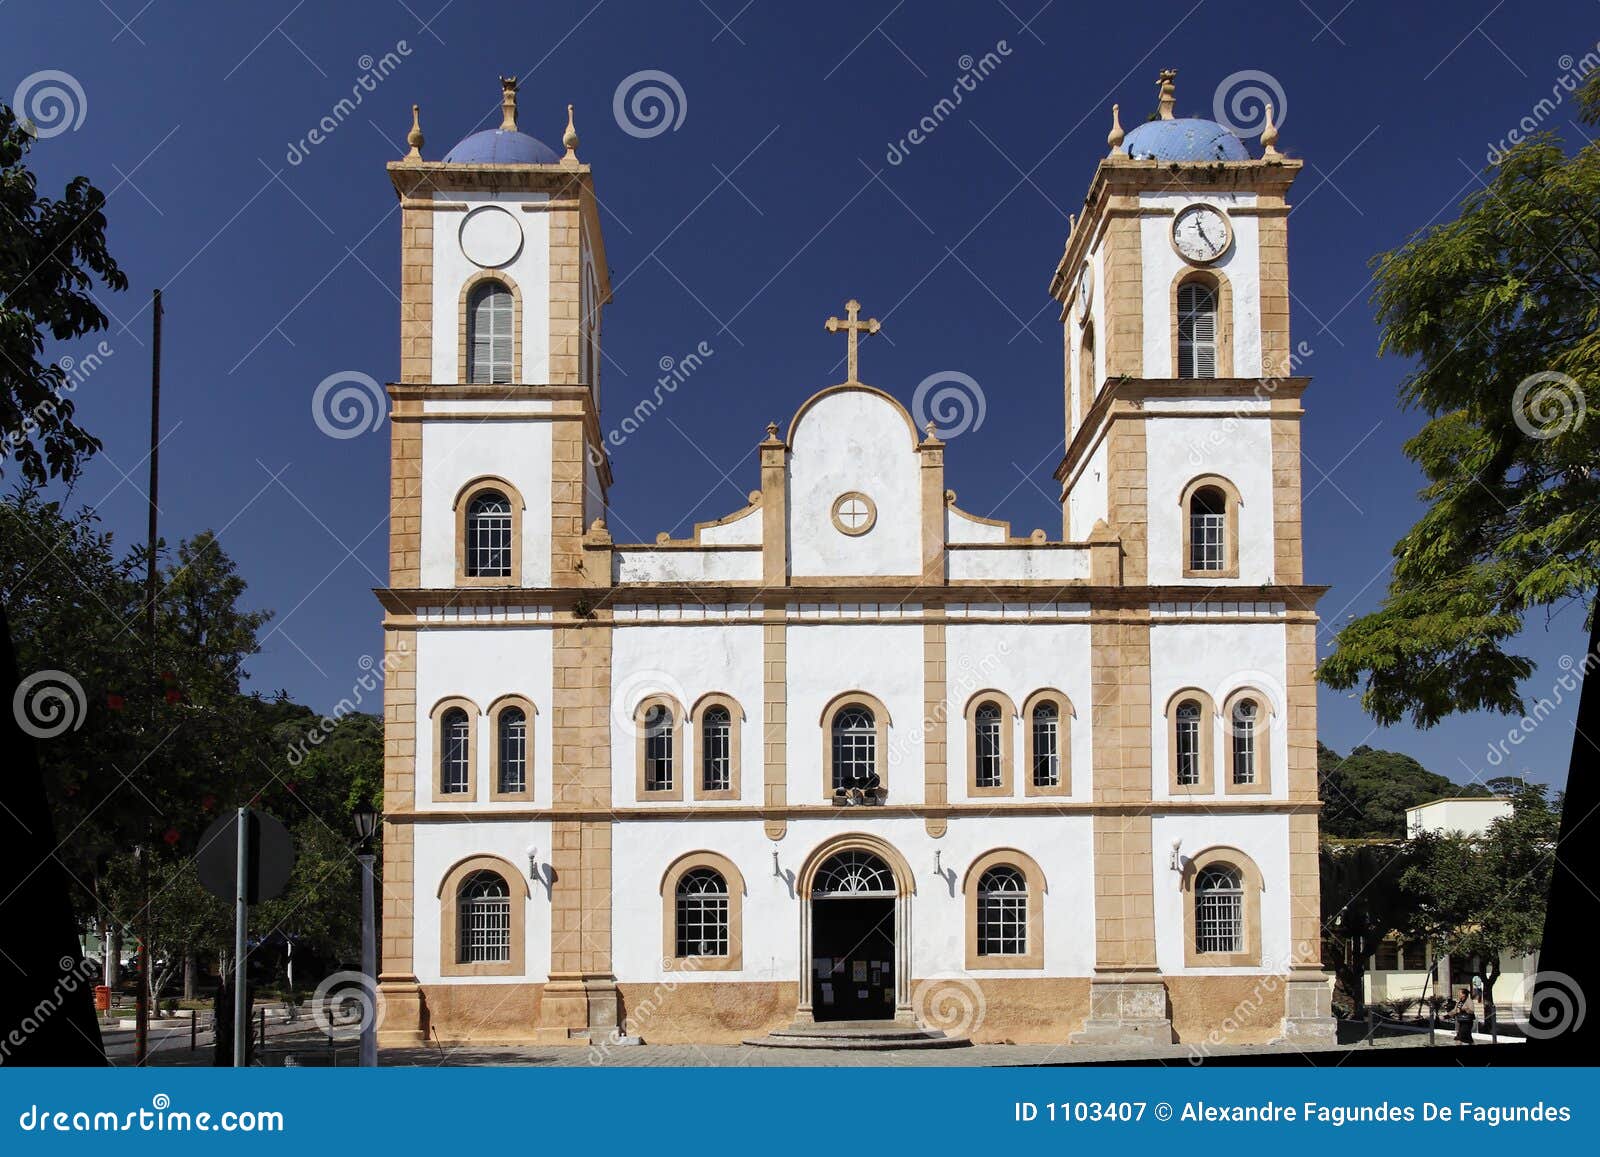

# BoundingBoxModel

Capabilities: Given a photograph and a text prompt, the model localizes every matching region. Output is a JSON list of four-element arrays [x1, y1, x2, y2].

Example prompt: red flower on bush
[[106, 694, 125, 710], [162, 827, 180, 846]]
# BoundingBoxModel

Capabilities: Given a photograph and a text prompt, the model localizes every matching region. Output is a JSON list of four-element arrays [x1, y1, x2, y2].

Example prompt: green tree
[[1320, 73, 1600, 726], [1318, 742, 1486, 839], [1400, 785, 1559, 1015], [0, 104, 127, 485], [1321, 841, 1417, 1016]]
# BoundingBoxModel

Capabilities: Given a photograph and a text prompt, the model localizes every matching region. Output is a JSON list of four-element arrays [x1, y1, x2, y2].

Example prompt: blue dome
[[1123, 118, 1250, 162], [442, 128, 560, 165]]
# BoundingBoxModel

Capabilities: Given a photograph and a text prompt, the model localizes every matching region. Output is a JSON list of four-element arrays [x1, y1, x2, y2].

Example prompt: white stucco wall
[[1151, 812, 1291, 976], [613, 549, 762, 584], [945, 623, 1094, 804], [948, 546, 1090, 583], [787, 390, 922, 577], [413, 626, 555, 812], [430, 191, 551, 384], [1144, 413, 1276, 585], [413, 819, 552, 983], [1149, 621, 1288, 802], [419, 420, 553, 588], [946, 508, 1007, 545], [609, 624, 764, 807], [1139, 191, 1261, 379], [1066, 437, 1109, 542], [698, 506, 762, 545]]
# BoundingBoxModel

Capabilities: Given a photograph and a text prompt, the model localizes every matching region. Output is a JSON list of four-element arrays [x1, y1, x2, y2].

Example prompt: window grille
[[977, 866, 1028, 956], [1031, 702, 1060, 787], [674, 868, 728, 957], [459, 871, 511, 963], [1231, 699, 1257, 785], [1195, 866, 1244, 953], [643, 704, 674, 791], [974, 702, 1003, 787], [498, 706, 526, 794], [440, 708, 470, 794], [465, 491, 513, 578], [831, 705, 876, 790], [701, 706, 731, 792], [1189, 487, 1226, 572], [1175, 699, 1202, 786]]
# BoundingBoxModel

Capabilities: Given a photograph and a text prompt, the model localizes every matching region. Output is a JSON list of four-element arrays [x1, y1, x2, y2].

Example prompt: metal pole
[[359, 852, 377, 1066], [134, 288, 163, 1067], [233, 807, 249, 1067]]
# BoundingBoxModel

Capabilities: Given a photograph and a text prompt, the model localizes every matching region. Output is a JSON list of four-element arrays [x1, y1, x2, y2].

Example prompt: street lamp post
[[353, 804, 379, 1068]]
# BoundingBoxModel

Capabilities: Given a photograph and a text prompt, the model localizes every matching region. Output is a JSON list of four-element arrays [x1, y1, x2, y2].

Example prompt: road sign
[[196, 809, 294, 904]]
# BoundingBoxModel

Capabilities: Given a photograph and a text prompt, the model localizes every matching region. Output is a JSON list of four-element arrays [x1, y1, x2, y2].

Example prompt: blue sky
[[4, 0, 1595, 792]]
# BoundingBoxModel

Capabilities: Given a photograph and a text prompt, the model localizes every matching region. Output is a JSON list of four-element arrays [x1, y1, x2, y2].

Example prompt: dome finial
[[1260, 101, 1281, 159], [1157, 68, 1177, 120], [562, 102, 580, 163], [405, 103, 424, 161], [1107, 102, 1126, 156], [499, 75, 519, 132]]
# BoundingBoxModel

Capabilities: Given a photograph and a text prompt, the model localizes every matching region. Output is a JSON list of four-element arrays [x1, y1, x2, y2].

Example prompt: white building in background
[[1364, 796, 1538, 1013], [372, 71, 1336, 1048]]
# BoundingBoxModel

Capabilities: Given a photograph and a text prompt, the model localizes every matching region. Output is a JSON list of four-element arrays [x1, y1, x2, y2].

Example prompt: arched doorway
[[797, 837, 914, 1023]]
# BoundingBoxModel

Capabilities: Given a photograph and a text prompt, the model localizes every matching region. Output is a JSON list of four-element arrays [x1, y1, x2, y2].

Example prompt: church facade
[[374, 72, 1336, 1048]]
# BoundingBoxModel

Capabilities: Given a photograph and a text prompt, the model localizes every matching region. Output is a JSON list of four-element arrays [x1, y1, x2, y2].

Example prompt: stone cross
[[824, 299, 880, 383]]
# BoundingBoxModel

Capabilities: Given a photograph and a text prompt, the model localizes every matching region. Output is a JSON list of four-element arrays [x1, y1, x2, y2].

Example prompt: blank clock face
[[1172, 204, 1231, 264], [1076, 262, 1093, 321]]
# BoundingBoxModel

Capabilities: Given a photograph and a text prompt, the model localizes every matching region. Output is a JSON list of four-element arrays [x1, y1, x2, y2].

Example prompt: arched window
[[458, 870, 511, 964], [1188, 486, 1226, 572], [467, 281, 514, 384], [832, 705, 876, 792], [1177, 280, 1217, 379], [440, 707, 471, 795], [973, 702, 1003, 789], [674, 868, 729, 958], [813, 851, 896, 896], [643, 704, 674, 792], [1194, 866, 1244, 954], [976, 866, 1028, 957], [1030, 702, 1059, 788], [1078, 324, 1096, 427], [1230, 699, 1257, 786], [1175, 699, 1202, 786], [465, 490, 513, 579], [701, 705, 731, 793], [497, 706, 527, 794]]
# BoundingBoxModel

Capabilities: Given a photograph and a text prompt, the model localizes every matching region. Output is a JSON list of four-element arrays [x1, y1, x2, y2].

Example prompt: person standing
[[1452, 987, 1478, 1045]]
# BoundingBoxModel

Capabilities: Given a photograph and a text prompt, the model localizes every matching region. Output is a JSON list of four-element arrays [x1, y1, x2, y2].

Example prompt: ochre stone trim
[[1257, 193, 1292, 376], [547, 192, 584, 387], [437, 854, 528, 978], [1182, 845, 1264, 969], [1179, 473, 1241, 580], [389, 398, 423, 587], [457, 271, 523, 385], [1021, 688, 1073, 798], [380, 625, 418, 991], [1106, 410, 1148, 585], [486, 693, 536, 802], [1101, 214, 1144, 379], [1285, 620, 1319, 803], [659, 851, 745, 971], [1165, 686, 1216, 797], [1220, 687, 1273, 797], [760, 435, 789, 586], [818, 690, 892, 800], [964, 689, 1017, 798], [1270, 410, 1304, 584], [454, 475, 526, 587], [1287, 812, 1322, 967], [430, 695, 480, 803], [963, 848, 1047, 970], [918, 437, 945, 582], [399, 204, 434, 385], [689, 692, 743, 802], [923, 610, 948, 836], [634, 693, 686, 802], [762, 607, 787, 838], [379, 811, 415, 978], [1169, 267, 1235, 379], [829, 490, 877, 536], [550, 417, 588, 587]]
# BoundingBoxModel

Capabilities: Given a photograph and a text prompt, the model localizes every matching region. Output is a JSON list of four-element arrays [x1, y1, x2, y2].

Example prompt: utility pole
[[134, 288, 162, 1066]]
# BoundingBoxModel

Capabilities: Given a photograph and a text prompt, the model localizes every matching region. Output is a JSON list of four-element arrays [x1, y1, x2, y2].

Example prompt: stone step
[[744, 1020, 971, 1050]]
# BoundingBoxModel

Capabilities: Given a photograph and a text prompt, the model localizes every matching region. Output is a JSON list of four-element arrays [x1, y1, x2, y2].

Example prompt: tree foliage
[[1320, 74, 1600, 726], [1318, 741, 1486, 839], [1320, 842, 1416, 1016], [0, 104, 127, 484]]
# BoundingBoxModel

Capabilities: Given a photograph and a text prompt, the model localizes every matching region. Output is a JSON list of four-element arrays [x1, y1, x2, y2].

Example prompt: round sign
[[458, 205, 524, 269], [196, 810, 296, 904]]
